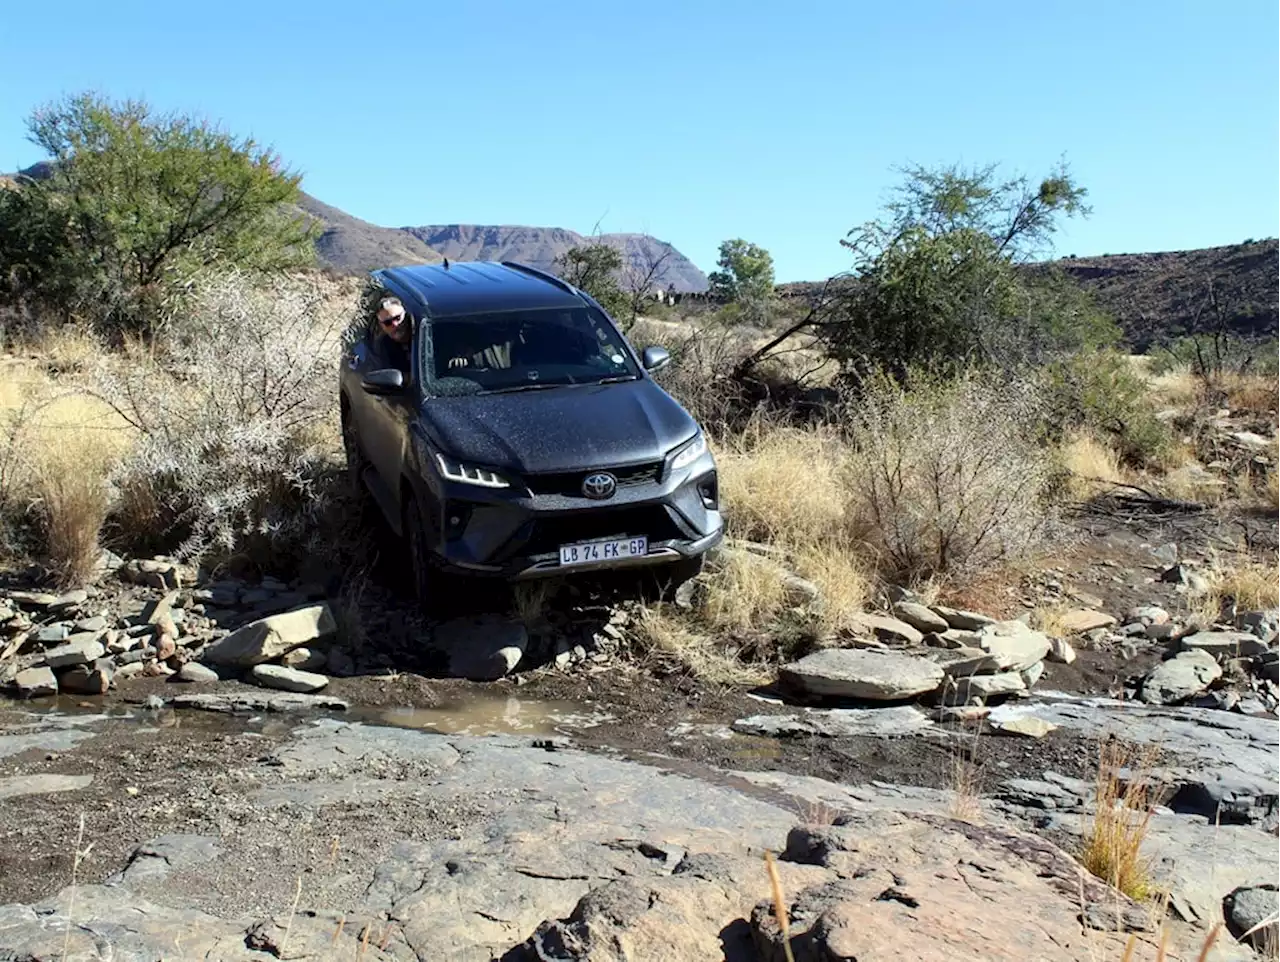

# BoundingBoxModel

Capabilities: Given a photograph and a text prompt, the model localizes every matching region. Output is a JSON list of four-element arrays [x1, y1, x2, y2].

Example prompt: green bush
[[1037, 350, 1172, 468]]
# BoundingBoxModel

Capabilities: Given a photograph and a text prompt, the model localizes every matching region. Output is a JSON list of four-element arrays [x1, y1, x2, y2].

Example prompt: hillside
[[1042, 240, 1279, 348], [403, 224, 710, 292], [777, 240, 1279, 349], [292, 193, 444, 271]]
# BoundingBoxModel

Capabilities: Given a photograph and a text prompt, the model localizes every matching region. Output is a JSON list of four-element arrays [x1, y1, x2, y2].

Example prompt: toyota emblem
[[581, 472, 617, 500]]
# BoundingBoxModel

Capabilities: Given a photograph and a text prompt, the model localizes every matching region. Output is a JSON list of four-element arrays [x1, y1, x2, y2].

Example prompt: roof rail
[[500, 260, 577, 295]]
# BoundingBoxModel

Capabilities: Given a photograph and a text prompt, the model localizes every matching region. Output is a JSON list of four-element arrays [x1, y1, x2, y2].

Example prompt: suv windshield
[[421, 306, 640, 395]]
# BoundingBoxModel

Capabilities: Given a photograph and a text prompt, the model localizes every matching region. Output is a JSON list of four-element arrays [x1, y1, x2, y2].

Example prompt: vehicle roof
[[373, 261, 588, 318]]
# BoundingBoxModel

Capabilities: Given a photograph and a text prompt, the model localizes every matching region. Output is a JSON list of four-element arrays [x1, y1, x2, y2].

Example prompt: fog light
[[697, 475, 718, 509], [444, 503, 471, 540]]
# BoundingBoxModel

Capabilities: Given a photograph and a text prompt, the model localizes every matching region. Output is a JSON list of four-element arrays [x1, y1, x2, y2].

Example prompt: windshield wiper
[[595, 374, 639, 384], [478, 382, 567, 395]]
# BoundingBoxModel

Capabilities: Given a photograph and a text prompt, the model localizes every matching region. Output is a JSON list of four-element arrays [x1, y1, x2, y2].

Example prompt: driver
[[375, 297, 413, 373]]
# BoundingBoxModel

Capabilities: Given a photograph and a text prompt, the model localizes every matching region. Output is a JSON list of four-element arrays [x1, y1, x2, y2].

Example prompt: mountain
[[401, 225, 709, 293], [1040, 240, 1278, 349], [293, 193, 444, 271], [294, 194, 709, 292]]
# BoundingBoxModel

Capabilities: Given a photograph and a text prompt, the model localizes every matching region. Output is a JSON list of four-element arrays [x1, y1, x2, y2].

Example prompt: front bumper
[[420, 450, 723, 580]]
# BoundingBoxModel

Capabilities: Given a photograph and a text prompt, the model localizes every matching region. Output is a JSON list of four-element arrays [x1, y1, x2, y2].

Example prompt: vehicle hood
[[422, 377, 698, 474]]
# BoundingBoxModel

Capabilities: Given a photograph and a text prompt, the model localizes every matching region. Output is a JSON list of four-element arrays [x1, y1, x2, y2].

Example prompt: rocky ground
[[1, 505, 1278, 960]]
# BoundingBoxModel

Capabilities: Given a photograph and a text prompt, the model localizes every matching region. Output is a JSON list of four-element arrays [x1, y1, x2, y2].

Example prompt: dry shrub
[[846, 372, 1055, 583], [790, 541, 870, 633], [1081, 738, 1160, 901], [90, 268, 353, 565]]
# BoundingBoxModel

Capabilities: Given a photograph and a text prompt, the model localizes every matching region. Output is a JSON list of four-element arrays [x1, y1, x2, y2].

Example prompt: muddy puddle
[[2, 688, 620, 740]]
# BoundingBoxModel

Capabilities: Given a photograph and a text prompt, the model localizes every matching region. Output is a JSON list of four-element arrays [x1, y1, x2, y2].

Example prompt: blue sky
[[1, 0, 1276, 282]]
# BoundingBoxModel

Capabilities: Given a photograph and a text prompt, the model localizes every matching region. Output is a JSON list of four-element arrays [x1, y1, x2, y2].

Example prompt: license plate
[[558, 536, 648, 567]]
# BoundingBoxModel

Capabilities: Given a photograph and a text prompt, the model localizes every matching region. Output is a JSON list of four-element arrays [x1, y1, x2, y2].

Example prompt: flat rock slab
[[0, 773, 93, 800], [732, 705, 933, 739], [1177, 630, 1271, 658], [249, 663, 329, 693], [167, 691, 348, 713], [930, 605, 995, 630], [779, 648, 944, 701], [1059, 608, 1117, 634], [891, 601, 950, 634], [976, 622, 1052, 671]]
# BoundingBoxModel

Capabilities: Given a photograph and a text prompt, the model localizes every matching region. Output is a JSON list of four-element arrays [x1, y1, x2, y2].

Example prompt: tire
[[648, 554, 704, 599], [403, 494, 437, 613], [341, 408, 366, 495]]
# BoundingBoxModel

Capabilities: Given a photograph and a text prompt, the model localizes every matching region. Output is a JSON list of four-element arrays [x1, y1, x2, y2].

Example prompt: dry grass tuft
[[946, 718, 986, 823], [628, 602, 771, 686], [699, 547, 793, 635], [790, 541, 871, 634], [1081, 738, 1161, 902], [1190, 550, 1280, 626], [1059, 430, 1127, 499], [714, 418, 848, 547], [34, 462, 110, 587]]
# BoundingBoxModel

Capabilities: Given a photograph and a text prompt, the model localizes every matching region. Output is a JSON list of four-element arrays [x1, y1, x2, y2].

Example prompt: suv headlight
[[670, 432, 707, 472], [434, 453, 510, 489]]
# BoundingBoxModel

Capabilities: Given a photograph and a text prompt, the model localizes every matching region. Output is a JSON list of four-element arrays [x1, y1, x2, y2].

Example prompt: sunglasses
[[379, 315, 404, 327]]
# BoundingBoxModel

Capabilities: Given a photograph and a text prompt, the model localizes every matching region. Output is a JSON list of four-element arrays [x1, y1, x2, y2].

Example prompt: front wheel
[[647, 554, 705, 600]]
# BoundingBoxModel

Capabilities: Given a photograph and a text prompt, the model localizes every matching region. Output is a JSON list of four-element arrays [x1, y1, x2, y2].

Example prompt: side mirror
[[361, 368, 405, 395], [641, 346, 671, 373]]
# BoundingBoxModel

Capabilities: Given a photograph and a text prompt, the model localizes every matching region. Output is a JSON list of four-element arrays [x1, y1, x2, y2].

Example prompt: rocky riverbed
[[1, 518, 1278, 959], [1, 700, 1275, 961]]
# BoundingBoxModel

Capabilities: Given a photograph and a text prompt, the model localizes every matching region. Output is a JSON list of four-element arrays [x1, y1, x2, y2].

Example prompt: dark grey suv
[[339, 260, 723, 607]]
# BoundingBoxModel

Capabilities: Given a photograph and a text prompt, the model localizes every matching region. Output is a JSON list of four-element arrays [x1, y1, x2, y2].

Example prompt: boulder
[[1047, 637, 1077, 664], [58, 662, 113, 695], [930, 605, 995, 631], [1238, 609, 1278, 643], [943, 671, 1026, 704], [975, 622, 1051, 672], [847, 613, 923, 646], [732, 706, 932, 739], [1127, 605, 1170, 626], [779, 649, 944, 701], [41, 636, 106, 669], [1176, 630, 1269, 658], [1059, 608, 1117, 634], [435, 615, 528, 680], [249, 664, 329, 693], [1140, 650, 1223, 705], [176, 662, 219, 684], [12, 666, 57, 698], [923, 646, 1006, 678], [281, 646, 328, 671], [200, 604, 336, 667], [1223, 884, 1279, 951], [1020, 660, 1045, 688], [890, 602, 949, 634]]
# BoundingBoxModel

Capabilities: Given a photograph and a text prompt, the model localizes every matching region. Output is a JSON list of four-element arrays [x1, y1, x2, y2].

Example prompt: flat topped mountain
[[403, 224, 710, 293]]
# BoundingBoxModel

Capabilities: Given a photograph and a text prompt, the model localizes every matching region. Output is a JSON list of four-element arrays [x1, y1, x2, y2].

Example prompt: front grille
[[523, 462, 663, 498], [510, 505, 689, 558]]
